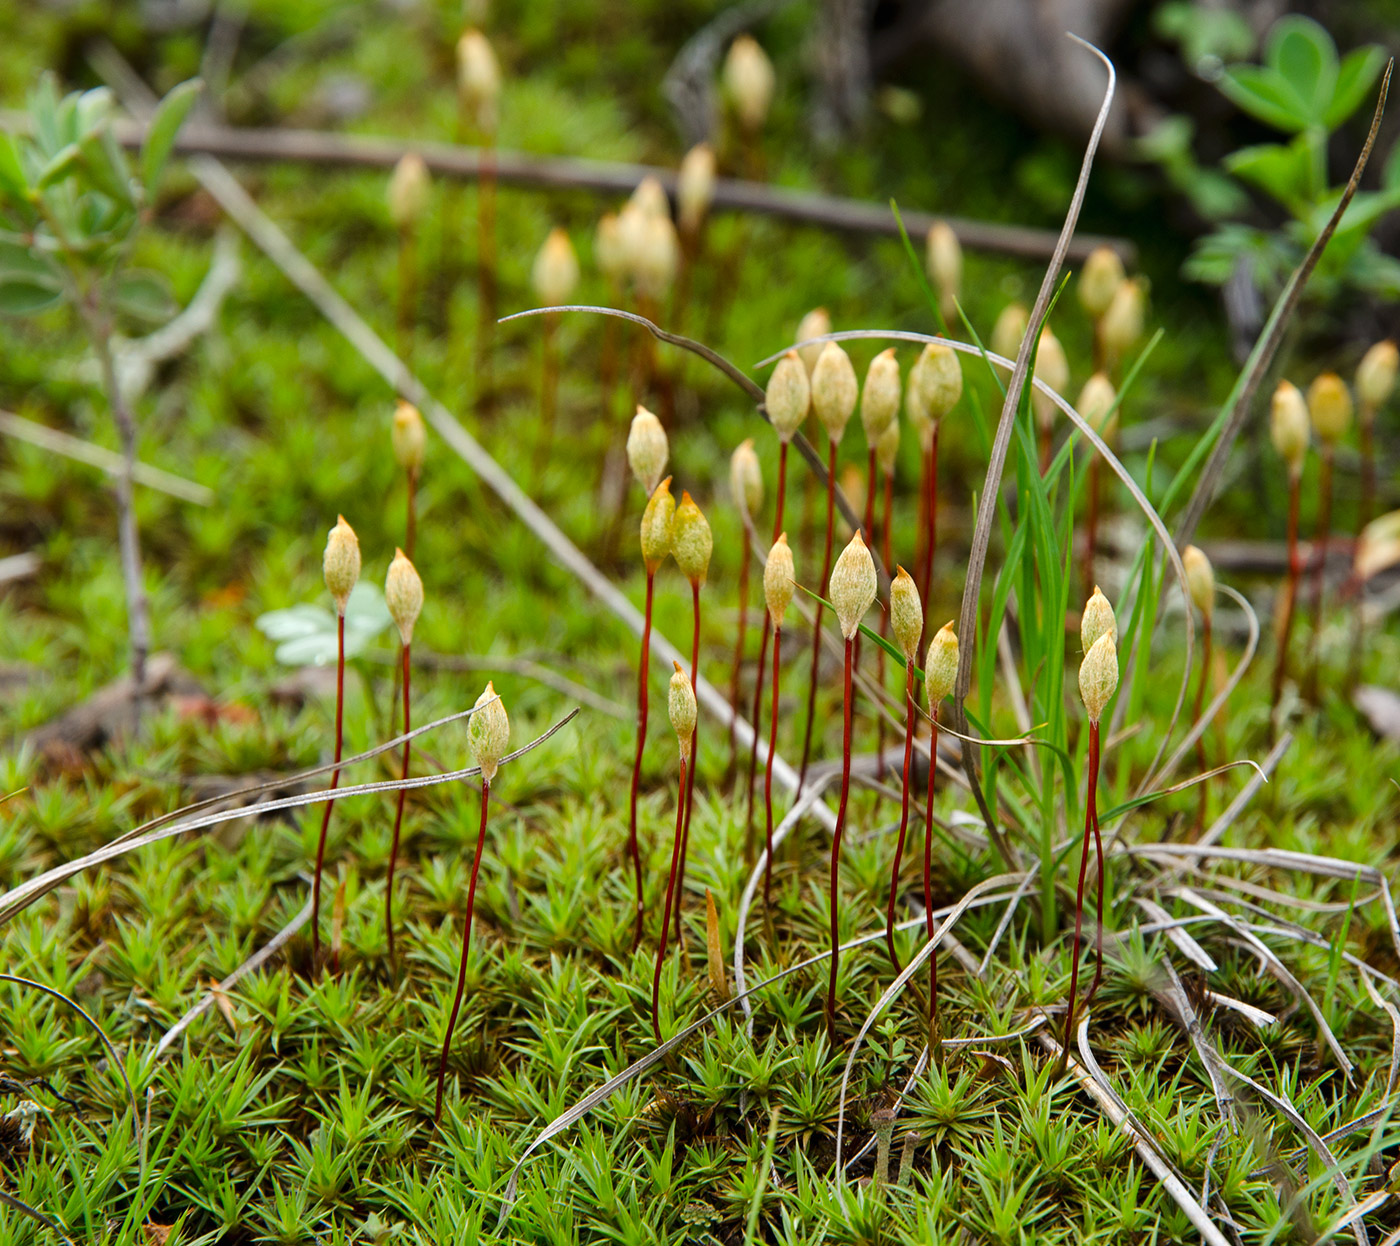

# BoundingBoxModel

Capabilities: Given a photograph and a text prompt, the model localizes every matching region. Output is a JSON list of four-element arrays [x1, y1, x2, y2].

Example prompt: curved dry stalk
[[0, 708, 576, 926], [0, 1191, 76, 1246], [0, 973, 140, 1182]]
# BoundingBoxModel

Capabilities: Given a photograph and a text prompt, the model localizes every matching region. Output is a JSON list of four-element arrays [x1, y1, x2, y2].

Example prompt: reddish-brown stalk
[[1307, 444, 1335, 698], [628, 571, 655, 950], [884, 659, 917, 973], [919, 429, 938, 639], [311, 613, 346, 969], [744, 441, 788, 849], [1361, 409, 1377, 530], [385, 643, 411, 967], [825, 635, 855, 1045], [405, 467, 419, 563], [922, 709, 941, 1053], [434, 776, 490, 1122], [800, 442, 839, 788], [396, 226, 416, 363], [653, 754, 688, 1044], [1270, 469, 1303, 725], [675, 582, 702, 943], [727, 534, 751, 768], [876, 471, 894, 777], [763, 625, 782, 907], [1061, 720, 1102, 1058], [1193, 615, 1214, 828]]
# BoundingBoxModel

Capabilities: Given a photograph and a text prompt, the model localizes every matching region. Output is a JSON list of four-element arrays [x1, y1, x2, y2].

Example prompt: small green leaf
[[142, 79, 201, 200], [1219, 64, 1310, 132], [1265, 16, 1337, 126], [1223, 139, 1312, 210], [256, 583, 392, 667], [78, 125, 135, 207], [0, 135, 29, 205], [1324, 45, 1387, 130], [36, 143, 82, 189], [113, 270, 176, 324], [0, 273, 62, 315]]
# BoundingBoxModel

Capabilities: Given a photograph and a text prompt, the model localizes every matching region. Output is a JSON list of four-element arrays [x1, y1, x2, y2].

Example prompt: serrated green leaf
[[1219, 64, 1310, 132], [142, 78, 201, 200], [113, 270, 176, 324], [0, 274, 62, 315], [1324, 45, 1387, 130], [1223, 139, 1312, 210]]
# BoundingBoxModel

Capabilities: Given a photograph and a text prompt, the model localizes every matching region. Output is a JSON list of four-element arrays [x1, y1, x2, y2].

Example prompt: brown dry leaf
[[705, 889, 728, 1002], [209, 977, 238, 1035], [143, 1224, 173, 1246]]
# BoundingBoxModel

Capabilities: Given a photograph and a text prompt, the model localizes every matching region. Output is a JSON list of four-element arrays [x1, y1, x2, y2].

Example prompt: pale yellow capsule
[[811, 342, 858, 444], [668, 660, 697, 762], [730, 439, 764, 523], [991, 303, 1028, 368], [1357, 340, 1398, 413], [926, 221, 962, 324], [1078, 247, 1125, 322], [323, 515, 361, 615], [595, 213, 626, 287], [830, 529, 877, 640], [392, 401, 426, 474], [1307, 371, 1353, 443], [723, 35, 775, 133], [456, 29, 501, 134], [627, 407, 668, 496], [1079, 633, 1118, 722], [677, 143, 716, 236], [1081, 586, 1116, 653], [1077, 373, 1118, 447], [628, 175, 670, 221], [1101, 278, 1145, 366], [1032, 326, 1069, 431], [763, 533, 794, 626], [906, 343, 961, 448], [672, 491, 713, 587], [890, 567, 922, 663], [469, 680, 510, 782], [924, 622, 958, 711], [766, 350, 811, 443], [531, 227, 579, 307], [1270, 380, 1309, 474], [640, 477, 676, 572], [635, 213, 679, 300], [1182, 544, 1215, 621], [795, 307, 831, 374], [860, 348, 901, 445], [388, 153, 430, 230], [385, 549, 423, 646]]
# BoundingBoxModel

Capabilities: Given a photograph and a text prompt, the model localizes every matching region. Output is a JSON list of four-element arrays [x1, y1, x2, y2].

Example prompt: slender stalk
[[728, 533, 751, 772], [89, 308, 151, 698], [1270, 470, 1302, 727], [1038, 421, 1052, 475], [675, 582, 702, 943], [311, 613, 346, 968], [825, 636, 855, 1046], [652, 755, 688, 1044], [385, 643, 411, 968], [1193, 615, 1213, 829], [405, 467, 419, 563], [628, 572, 655, 951], [800, 441, 838, 788], [599, 286, 620, 416], [883, 660, 917, 974], [744, 440, 787, 848], [1062, 720, 1101, 1061], [876, 470, 894, 778], [1361, 405, 1377, 529], [434, 777, 490, 1123], [923, 710, 941, 1062], [1307, 444, 1335, 698], [763, 626, 782, 908], [863, 448, 878, 558], [918, 430, 938, 639]]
